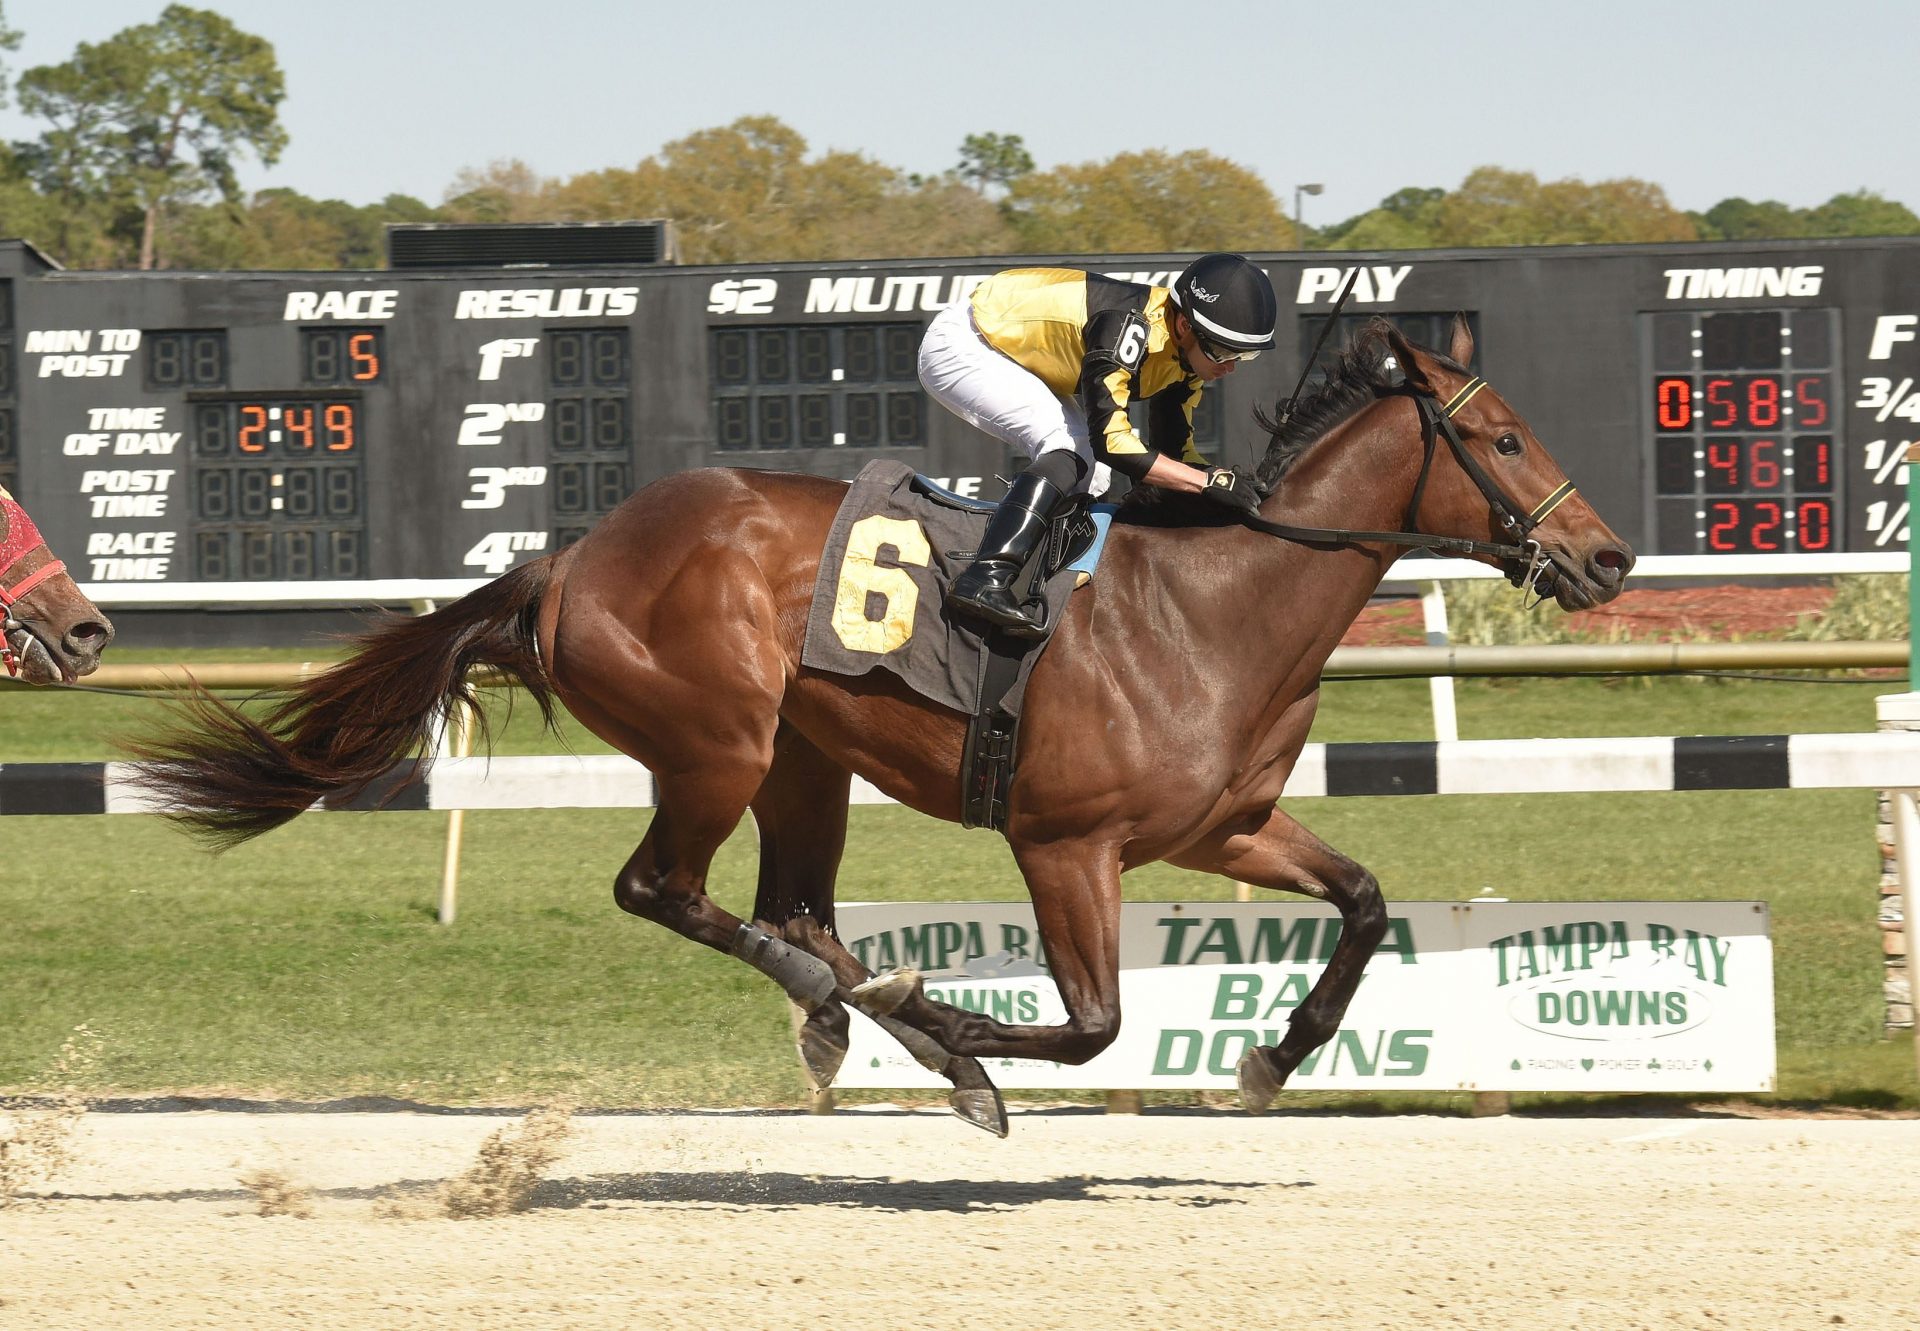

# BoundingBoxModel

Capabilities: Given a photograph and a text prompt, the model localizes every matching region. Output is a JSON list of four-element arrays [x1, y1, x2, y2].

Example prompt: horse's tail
[[126, 554, 562, 849]]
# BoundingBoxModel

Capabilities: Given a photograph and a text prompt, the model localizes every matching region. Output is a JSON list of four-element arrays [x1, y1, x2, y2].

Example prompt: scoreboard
[[0, 234, 1916, 588]]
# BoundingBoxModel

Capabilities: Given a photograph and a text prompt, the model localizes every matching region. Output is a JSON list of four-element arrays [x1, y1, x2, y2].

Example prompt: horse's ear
[[1448, 313, 1475, 368], [1382, 324, 1435, 395]]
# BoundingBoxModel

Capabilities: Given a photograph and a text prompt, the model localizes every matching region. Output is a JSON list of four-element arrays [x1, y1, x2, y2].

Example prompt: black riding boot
[[946, 470, 1066, 638]]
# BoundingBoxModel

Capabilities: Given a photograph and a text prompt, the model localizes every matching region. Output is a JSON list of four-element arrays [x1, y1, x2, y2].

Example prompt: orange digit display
[[238, 404, 267, 452], [323, 403, 356, 451], [284, 404, 315, 451], [349, 332, 380, 381]]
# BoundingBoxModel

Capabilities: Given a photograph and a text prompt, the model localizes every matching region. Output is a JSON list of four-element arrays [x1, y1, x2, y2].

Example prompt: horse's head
[[0, 488, 113, 684], [1383, 317, 1634, 610]]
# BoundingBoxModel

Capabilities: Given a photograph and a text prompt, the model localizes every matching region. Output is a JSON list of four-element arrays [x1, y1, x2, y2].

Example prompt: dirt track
[[3, 1109, 1916, 1330]]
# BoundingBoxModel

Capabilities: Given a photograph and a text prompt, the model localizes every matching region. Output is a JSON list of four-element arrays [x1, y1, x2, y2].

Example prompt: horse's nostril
[[66, 619, 113, 653], [1592, 547, 1631, 575]]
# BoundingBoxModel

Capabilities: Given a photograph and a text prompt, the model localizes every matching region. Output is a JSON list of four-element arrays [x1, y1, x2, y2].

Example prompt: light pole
[[1294, 182, 1324, 249]]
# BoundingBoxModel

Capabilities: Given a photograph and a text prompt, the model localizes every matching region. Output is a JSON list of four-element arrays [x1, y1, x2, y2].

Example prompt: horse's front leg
[[1169, 805, 1388, 1112], [880, 842, 1126, 1067]]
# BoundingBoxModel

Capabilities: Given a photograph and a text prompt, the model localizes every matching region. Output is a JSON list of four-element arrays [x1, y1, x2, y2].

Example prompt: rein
[[1240, 375, 1577, 586], [0, 493, 66, 679]]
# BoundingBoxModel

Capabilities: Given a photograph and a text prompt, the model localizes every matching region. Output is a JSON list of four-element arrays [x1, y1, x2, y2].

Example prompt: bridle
[[0, 492, 67, 678], [1241, 373, 1579, 595]]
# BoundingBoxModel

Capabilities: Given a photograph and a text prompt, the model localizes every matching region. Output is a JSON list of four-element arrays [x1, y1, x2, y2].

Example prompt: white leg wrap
[[729, 924, 836, 1009]]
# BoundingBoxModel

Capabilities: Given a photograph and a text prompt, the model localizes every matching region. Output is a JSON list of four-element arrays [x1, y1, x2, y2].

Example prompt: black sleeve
[[1077, 307, 1154, 480], [1146, 378, 1209, 466]]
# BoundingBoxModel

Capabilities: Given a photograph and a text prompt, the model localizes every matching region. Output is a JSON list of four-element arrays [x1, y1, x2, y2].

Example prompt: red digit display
[[1794, 376, 1829, 427], [1794, 437, 1833, 492], [1704, 439, 1740, 492], [1655, 377, 1693, 430], [1705, 378, 1738, 428], [1707, 502, 1742, 551], [1798, 500, 1833, 550], [1646, 310, 1843, 555]]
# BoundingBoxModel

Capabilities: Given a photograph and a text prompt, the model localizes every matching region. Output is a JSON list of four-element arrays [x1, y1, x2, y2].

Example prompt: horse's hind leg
[[747, 725, 856, 1088], [602, 723, 840, 1023], [751, 726, 1007, 1137], [1168, 805, 1387, 1112]]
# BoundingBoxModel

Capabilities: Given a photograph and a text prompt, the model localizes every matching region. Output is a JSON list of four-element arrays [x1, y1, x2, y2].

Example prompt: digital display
[[145, 330, 227, 390], [710, 323, 926, 452], [1644, 309, 1843, 554], [193, 399, 360, 456], [189, 396, 365, 580], [548, 327, 632, 549], [0, 243, 1909, 586], [300, 328, 384, 386]]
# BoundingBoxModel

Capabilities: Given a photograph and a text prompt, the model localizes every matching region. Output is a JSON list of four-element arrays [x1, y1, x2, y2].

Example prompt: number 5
[[832, 515, 930, 653]]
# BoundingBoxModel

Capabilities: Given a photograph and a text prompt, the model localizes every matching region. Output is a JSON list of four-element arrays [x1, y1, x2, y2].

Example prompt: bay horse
[[0, 485, 113, 685], [130, 317, 1631, 1133]]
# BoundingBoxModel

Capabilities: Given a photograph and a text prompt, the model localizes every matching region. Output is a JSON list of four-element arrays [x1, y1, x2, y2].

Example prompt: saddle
[[800, 461, 1109, 835]]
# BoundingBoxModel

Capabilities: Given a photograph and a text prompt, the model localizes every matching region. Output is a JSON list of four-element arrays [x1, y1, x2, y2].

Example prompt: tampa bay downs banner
[[831, 901, 1774, 1093]]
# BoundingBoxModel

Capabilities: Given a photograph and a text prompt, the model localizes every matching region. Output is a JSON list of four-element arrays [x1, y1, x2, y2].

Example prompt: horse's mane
[[1115, 318, 1464, 527]]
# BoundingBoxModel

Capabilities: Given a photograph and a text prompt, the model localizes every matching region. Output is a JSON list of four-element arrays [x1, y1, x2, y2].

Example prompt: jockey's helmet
[[1169, 254, 1278, 357]]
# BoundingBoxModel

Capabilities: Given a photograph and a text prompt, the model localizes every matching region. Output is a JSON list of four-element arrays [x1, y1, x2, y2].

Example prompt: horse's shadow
[[526, 1171, 1291, 1213], [35, 1172, 1298, 1214]]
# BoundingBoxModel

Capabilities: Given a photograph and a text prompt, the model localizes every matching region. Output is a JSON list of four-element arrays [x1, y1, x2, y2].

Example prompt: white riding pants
[[916, 300, 1113, 497]]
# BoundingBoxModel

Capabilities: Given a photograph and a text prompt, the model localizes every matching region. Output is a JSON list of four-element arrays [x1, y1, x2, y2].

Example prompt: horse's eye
[[1495, 433, 1523, 456]]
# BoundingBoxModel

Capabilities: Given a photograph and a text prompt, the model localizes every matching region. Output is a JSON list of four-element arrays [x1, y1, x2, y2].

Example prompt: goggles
[[1193, 329, 1262, 365]]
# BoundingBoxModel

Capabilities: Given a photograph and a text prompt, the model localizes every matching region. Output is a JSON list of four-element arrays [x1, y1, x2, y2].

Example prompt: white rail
[[73, 552, 1906, 608]]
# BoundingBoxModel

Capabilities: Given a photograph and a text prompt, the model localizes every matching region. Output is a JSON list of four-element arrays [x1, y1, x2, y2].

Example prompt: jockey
[[917, 253, 1277, 637]]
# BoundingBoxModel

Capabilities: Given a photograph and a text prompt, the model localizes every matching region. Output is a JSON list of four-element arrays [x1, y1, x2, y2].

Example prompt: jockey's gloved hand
[[1199, 465, 1262, 515]]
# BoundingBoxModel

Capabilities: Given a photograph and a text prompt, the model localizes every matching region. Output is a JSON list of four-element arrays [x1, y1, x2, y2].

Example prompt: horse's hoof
[[1236, 1047, 1284, 1114], [950, 1087, 1009, 1138], [850, 968, 920, 1015], [795, 1011, 848, 1091]]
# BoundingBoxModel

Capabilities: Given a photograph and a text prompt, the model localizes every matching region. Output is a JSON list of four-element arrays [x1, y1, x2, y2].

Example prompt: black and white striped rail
[[7, 733, 1920, 816]]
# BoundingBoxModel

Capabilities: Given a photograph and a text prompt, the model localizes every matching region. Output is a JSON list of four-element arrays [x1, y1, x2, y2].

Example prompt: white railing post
[[1890, 789, 1920, 1088], [437, 699, 476, 926], [1420, 580, 1460, 742]]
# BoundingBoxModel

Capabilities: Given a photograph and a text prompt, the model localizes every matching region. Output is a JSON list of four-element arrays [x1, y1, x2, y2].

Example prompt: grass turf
[[0, 652, 1910, 1109]]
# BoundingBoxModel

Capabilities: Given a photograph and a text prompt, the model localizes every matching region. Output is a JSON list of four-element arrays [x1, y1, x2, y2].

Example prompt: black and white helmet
[[1169, 253, 1277, 357]]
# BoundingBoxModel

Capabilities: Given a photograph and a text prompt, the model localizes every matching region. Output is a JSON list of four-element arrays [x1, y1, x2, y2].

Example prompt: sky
[[0, 0, 1913, 224]]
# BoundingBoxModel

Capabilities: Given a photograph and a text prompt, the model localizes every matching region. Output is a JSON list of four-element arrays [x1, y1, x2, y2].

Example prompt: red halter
[[0, 491, 66, 678]]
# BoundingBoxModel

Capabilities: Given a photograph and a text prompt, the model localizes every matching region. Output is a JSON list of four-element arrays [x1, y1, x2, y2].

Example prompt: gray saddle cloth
[[800, 460, 1080, 717]]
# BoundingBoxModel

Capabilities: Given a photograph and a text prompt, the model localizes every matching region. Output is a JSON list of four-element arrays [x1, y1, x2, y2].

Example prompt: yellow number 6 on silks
[[831, 515, 931, 654]]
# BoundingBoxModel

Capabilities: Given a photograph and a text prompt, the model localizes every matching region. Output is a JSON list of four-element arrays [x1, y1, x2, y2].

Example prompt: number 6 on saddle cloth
[[799, 459, 1109, 831]]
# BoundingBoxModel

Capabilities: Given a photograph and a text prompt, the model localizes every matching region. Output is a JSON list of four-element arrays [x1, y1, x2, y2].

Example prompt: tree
[[1006, 148, 1290, 254], [440, 158, 553, 223], [163, 189, 439, 270], [955, 132, 1033, 195], [1322, 186, 1445, 250], [1428, 167, 1697, 247], [1694, 196, 1807, 241], [0, 3, 21, 107], [1803, 190, 1920, 238], [537, 116, 1015, 263], [16, 5, 286, 269]]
